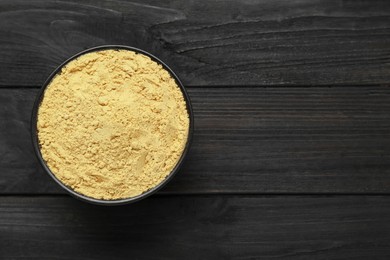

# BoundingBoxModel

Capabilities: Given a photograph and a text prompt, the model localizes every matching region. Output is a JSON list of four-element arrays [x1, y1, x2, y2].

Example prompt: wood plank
[[0, 0, 389, 86], [1, 195, 390, 259], [1, 86, 390, 194]]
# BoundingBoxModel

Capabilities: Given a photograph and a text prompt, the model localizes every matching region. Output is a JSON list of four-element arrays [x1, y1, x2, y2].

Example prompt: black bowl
[[31, 45, 194, 206]]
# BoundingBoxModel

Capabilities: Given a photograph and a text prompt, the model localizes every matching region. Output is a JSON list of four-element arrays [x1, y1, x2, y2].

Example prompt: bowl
[[31, 45, 194, 205]]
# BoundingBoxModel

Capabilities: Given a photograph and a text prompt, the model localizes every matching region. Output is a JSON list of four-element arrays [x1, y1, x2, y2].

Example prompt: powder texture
[[37, 49, 189, 200]]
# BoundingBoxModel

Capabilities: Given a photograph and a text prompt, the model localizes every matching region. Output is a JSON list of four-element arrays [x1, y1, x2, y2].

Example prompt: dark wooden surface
[[0, 0, 390, 86], [1, 0, 390, 259], [2, 196, 390, 259]]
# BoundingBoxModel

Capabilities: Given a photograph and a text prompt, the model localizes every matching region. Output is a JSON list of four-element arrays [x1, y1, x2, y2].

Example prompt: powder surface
[[37, 49, 190, 200]]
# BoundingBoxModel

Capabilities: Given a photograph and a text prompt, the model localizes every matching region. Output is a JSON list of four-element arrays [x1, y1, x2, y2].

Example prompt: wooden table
[[1, 0, 390, 259]]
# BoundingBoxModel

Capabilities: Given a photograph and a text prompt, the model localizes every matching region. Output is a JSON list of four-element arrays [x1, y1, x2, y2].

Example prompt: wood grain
[[1, 86, 390, 194], [1, 195, 390, 259], [0, 0, 389, 86]]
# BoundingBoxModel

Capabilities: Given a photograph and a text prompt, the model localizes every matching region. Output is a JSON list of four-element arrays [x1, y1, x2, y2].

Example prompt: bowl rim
[[31, 45, 194, 206]]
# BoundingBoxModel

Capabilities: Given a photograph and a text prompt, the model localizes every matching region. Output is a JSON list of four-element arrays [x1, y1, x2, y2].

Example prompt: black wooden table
[[1, 1, 390, 259]]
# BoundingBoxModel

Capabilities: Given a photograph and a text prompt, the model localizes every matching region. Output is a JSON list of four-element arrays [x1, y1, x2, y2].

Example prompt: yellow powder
[[37, 49, 190, 200]]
